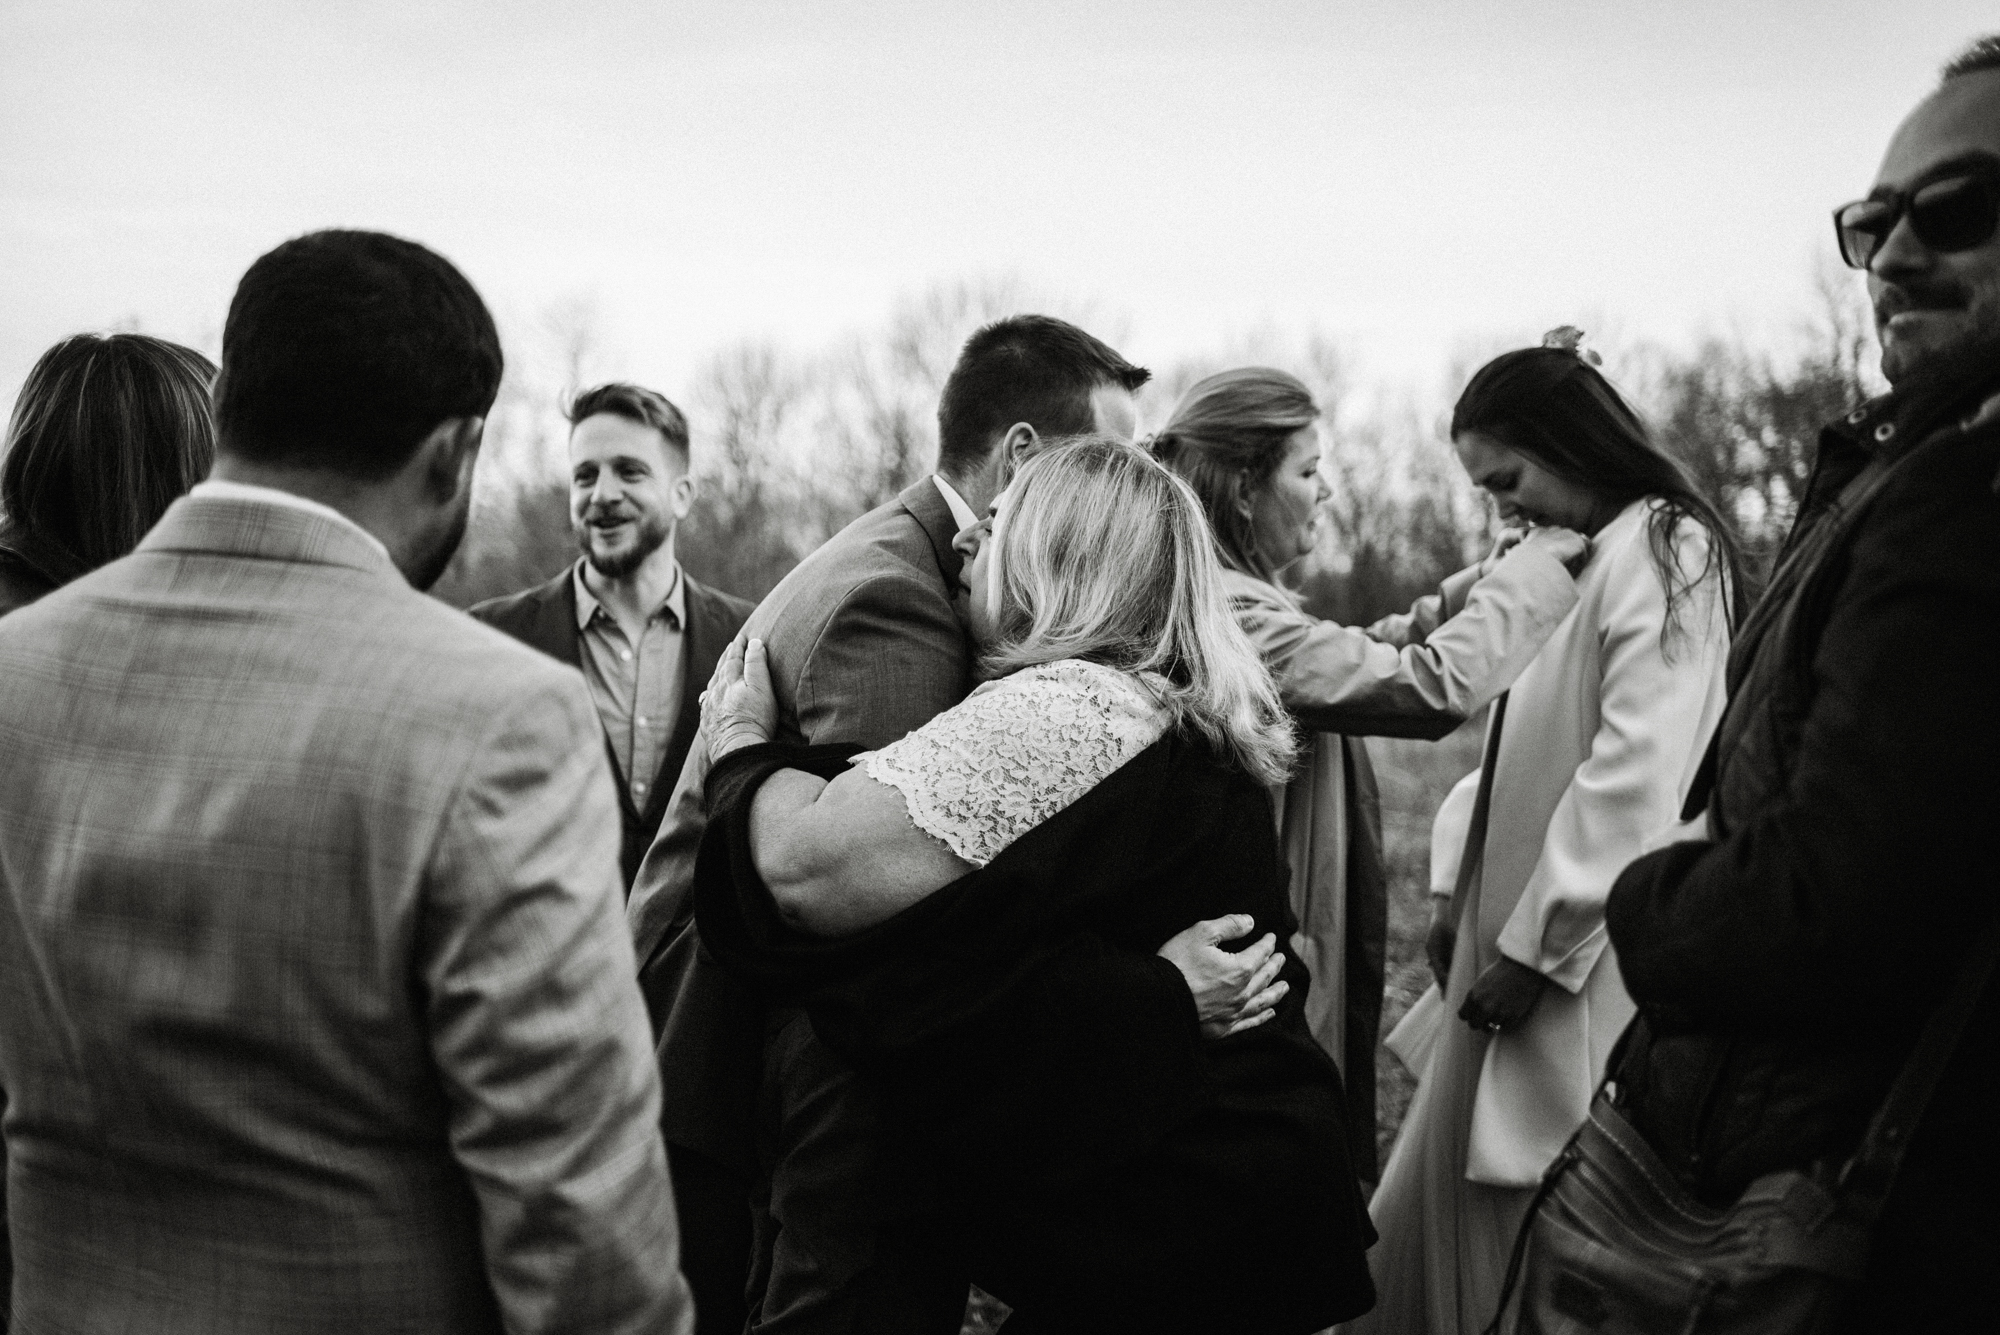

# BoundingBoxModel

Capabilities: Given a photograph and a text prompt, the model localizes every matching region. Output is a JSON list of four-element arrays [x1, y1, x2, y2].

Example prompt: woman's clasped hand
[[1153, 913, 1289, 1039]]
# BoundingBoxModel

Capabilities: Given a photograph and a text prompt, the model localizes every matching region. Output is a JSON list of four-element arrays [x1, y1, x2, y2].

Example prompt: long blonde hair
[[979, 435, 1296, 784]]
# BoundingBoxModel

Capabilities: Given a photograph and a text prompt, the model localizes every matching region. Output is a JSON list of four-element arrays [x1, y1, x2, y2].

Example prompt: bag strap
[[1838, 909, 2000, 1222], [1450, 692, 1507, 911], [1482, 1142, 1573, 1335]]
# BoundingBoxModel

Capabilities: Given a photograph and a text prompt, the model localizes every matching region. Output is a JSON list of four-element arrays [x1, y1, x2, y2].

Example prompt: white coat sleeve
[[1235, 546, 1578, 741]]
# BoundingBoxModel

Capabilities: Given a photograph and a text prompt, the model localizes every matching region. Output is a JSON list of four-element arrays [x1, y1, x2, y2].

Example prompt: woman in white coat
[[1351, 332, 1746, 1334]]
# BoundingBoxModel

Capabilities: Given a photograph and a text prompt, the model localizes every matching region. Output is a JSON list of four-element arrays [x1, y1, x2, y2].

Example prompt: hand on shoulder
[[702, 637, 778, 758]]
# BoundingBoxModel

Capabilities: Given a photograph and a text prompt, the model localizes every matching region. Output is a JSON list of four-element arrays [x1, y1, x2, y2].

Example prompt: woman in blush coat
[[1152, 369, 1589, 1185], [1349, 332, 1746, 1335]]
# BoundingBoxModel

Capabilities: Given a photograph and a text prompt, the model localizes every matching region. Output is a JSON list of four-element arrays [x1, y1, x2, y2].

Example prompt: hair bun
[[1541, 325, 1603, 367]]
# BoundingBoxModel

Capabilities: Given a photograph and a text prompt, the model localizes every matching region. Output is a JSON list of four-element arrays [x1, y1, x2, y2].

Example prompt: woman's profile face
[[1453, 429, 1610, 534], [951, 494, 1005, 650], [1248, 424, 1332, 574]]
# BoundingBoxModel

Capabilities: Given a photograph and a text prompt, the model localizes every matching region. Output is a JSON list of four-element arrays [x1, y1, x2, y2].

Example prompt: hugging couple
[[635, 313, 1620, 1334]]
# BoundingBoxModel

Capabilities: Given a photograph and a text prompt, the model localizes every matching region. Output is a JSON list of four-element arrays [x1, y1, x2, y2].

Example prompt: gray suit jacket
[[0, 494, 693, 1335], [627, 478, 969, 1169]]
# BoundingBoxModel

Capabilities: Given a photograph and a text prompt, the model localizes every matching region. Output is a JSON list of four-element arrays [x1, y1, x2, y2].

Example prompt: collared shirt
[[932, 473, 980, 535], [574, 559, 686, 809], [189, 479, 393, 563]]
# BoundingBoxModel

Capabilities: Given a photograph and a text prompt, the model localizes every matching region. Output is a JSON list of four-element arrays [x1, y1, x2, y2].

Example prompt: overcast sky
[[4, 0, 1994, 408]]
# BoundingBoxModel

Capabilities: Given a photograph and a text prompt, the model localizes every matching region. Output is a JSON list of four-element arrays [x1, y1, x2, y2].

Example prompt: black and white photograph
[[2, 2, 1997, 1332]]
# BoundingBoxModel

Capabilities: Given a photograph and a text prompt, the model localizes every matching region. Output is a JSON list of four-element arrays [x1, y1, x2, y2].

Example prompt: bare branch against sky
[[3, 0, 1992, 406]]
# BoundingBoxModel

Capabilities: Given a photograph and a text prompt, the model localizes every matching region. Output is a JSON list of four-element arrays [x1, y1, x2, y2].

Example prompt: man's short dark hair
[[214, 230, 503, 480], [1942, 33, 2000, 83], [567, 382, 691, 464], [935, 315, 1150, 474]]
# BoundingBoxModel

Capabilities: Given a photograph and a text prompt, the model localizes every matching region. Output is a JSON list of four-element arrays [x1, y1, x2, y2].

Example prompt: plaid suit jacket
[[0, 494, 693, 1335]]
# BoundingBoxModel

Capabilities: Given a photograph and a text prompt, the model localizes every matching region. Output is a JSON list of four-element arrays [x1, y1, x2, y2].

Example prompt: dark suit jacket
[[471, 563, 753, 887], [627, 479, 970, 1178]]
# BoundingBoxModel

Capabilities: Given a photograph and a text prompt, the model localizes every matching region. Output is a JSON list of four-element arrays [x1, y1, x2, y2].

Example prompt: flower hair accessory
[[1541, 325, 1603, 367]]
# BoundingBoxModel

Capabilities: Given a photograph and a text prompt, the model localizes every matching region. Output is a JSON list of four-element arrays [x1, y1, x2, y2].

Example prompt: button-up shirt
[[573, 560, 686, 809]]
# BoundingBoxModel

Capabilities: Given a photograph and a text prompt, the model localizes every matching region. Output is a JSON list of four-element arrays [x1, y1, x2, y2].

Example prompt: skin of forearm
[[746, 769, 841, 926], [746, 768, 969, 937]]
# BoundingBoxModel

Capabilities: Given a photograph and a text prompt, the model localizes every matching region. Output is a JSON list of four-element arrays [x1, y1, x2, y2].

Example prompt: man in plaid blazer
[[0, 231, 692, 1334]]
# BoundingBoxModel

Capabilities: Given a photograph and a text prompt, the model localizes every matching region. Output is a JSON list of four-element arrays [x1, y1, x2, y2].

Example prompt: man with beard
[[0, 230, 691, 1332], [472, 383, 753, 888], [1604, 35, 2000, 1331]]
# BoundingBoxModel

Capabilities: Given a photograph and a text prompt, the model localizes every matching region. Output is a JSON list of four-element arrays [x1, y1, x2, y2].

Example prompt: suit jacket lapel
[[897, 478, 965, 594], [650, 578, 729, 829], [540, 574, 585, 671]]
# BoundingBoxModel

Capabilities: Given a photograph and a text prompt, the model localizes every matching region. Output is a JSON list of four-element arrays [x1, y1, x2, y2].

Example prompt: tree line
[[429, 266, 1882, 624]]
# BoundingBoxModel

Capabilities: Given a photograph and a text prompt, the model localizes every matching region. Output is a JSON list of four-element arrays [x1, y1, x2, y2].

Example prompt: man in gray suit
[[0, 231, 693, 1334], [628, 316, 1152, 1333]]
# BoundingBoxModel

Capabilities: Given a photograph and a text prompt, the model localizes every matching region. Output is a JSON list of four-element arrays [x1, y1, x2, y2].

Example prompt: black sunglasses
[[1833, 166, 2000, 270]]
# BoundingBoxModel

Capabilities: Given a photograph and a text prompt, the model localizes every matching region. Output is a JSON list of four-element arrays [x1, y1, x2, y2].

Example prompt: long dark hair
[[1, 333, 217, 583], [1451, 345, 1748, 640], [1150, 367, 1321, 580]]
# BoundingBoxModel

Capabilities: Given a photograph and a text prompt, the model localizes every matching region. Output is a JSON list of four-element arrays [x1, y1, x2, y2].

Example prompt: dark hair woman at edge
[[1151, 367, 1590, 1188], [0, 334, 217, 616], [695, 438, 1378, 1334], [1351, 334, 1744, 1335]]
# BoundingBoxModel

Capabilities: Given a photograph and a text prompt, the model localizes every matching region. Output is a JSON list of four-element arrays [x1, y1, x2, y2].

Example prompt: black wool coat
[[696, 732, 1378, 1335]]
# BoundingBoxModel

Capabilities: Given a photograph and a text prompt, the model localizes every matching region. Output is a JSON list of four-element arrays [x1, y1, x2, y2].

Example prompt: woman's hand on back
[[1157, 915, 1290, 1039], [702, 636, 779, 758]]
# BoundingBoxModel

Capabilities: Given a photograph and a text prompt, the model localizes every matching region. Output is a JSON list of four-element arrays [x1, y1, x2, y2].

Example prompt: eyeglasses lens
[[1835, 174, 2000, 269], [1836, 200, 1895, 269], [1910, 175, 2000, 253]]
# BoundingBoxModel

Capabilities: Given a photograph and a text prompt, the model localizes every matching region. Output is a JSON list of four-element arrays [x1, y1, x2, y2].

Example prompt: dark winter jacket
[[1605, 348, 2000, 1330]]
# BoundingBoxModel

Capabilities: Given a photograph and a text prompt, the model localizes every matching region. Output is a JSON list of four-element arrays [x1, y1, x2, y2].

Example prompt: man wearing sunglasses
[[1599, 34, 2000, 1332]]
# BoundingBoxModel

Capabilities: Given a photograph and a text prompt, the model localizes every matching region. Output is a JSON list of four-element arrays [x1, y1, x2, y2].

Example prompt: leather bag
[[1485, 913, 2000, 1335]]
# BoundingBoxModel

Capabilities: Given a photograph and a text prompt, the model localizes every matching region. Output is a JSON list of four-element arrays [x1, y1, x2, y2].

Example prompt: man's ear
[[998, 422, 1041, 480], [420, 416, 485, 503], [669, 471, 696, 521]]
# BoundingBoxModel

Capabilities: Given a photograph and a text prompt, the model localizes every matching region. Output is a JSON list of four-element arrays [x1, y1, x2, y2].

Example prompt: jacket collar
[[1823, 339, 2000, 460], [1219, 565, 1300, 610], [897, 476, 965, 591], [137, 493, 404, 584]]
